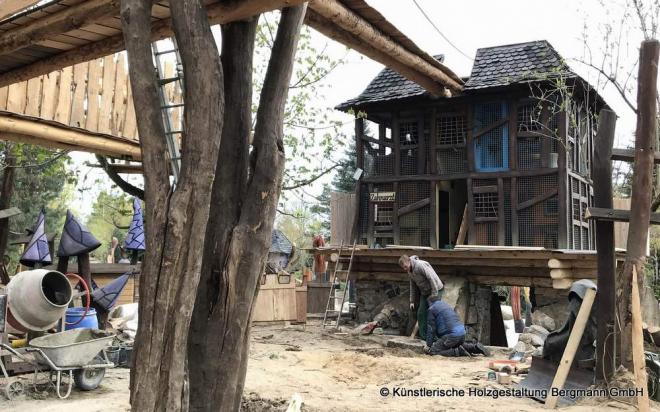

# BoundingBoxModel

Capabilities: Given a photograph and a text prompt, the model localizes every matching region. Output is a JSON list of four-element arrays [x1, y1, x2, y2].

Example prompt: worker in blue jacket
[[425, 296, 490, 357]]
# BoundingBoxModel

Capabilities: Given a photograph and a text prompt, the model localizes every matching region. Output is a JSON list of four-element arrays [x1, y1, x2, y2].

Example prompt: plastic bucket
[[64, 307, 98, 330]]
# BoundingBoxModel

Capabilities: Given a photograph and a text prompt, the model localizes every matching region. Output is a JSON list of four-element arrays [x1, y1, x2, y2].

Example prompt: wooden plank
[[24, 75, 41, 116], [472, 185, 497, 194], [54, 65, 72, 124], [585, 207, 660, 224], [430, 107, 437, 174], [473, 117, 507, 138], [429, 181, 437, 248], [0, 0, 42, 21], [557, 110, 569, 248], [85, 57, 103, 132], [511, 176, 519, 245], [611, 147, 660, 164], [69, 61, 89, 128], [456, 204, 467, 245], [397, 197, 430, 217], [97, 54, 116, 134], [467, 178, 475, 244], [516, 188, 558, 211], [6, 80, 26, 113], [111, 53, 128, 136], [0, 206, 21, 219], [545, 287, 597, 408], [39, 70, 59, 120], [547, 259, 597, 269], [122, 80, 137, 139], [0, 85, 8, 110], [631, 266, 650, 412], [508, 99, 517, 171], [392, 181, 400, 244]]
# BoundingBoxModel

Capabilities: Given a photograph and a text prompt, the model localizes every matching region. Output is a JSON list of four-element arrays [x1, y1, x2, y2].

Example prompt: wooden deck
[[312, 245, 624, 289]]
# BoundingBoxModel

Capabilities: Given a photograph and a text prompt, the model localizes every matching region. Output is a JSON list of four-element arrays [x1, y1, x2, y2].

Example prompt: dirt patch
[[321, 352, 419, 386]]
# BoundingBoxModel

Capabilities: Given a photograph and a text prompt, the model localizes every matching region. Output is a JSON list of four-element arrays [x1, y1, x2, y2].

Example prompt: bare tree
[[121, 0, 307, 410]]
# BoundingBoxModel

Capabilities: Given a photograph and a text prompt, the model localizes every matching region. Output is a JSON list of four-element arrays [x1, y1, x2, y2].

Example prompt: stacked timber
[[314, 246, 622, 290]]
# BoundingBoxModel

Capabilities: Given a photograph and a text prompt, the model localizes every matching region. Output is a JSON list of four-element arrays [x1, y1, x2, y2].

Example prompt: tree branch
[[282, 162, 341, 190], [573, 59, 638, 113], [95, 155, 145, 200]]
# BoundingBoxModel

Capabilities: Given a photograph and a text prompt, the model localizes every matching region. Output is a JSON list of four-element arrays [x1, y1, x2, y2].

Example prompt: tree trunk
[[121, 0, 224, 410], [616, 40, 659, 370], [187, 5, 307, 411], [0, 146, 14, 284]]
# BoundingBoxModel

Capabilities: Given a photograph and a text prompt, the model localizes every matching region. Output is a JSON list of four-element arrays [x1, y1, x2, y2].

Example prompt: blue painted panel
[[473, 101, 509, 172]]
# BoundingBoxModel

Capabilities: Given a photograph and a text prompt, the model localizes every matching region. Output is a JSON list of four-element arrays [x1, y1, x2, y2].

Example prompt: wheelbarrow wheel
[[4, 379, 24, 400], [73, 367, 106, 391]]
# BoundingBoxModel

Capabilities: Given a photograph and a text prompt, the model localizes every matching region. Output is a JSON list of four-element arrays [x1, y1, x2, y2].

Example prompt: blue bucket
[[64, 307, 98, 330]]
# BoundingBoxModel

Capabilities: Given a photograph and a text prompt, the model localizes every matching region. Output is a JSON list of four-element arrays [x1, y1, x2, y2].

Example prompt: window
[[473, 102, 508, 172]]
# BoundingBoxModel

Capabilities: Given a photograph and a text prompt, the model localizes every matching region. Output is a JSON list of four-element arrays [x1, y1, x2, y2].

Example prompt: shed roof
[[337, 40, 576, 110], [270, 230, 293, 255]]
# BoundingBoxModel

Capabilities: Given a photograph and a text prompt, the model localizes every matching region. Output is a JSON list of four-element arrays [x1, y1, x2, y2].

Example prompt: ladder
[[322, 242, 357, 329], [151, 39, 183, 184]]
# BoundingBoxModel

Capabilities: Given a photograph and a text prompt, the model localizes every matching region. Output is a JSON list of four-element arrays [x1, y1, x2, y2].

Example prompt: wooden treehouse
[[338, 41, 609, 251]]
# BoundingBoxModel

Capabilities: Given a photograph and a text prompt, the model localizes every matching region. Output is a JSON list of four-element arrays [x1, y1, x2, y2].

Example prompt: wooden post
[[351, 117, 364, 243], [632, 266, 650, 412], [545, 287, 596, 409], [557, 109, 569, 249], [592, 109, 617, 382], [617, 40, 659, 369]]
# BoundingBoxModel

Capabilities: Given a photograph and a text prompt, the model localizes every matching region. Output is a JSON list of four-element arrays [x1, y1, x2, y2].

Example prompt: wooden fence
[[0, 51, 183, 142]]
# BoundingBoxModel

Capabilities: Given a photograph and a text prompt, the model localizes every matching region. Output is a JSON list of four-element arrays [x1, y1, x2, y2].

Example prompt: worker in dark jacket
[[399, 254, 443, 339], [425, 296, 490, 357]]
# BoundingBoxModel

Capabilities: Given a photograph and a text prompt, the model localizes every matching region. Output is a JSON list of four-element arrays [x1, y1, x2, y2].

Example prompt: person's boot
[[474, 342, 490, 356]]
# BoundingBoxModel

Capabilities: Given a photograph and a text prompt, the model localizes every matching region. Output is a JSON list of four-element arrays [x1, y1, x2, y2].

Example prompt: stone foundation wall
[[354, 276, 497, 344]]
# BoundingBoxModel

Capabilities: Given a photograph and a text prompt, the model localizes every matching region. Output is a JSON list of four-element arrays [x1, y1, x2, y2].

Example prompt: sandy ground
[[2, 322, 657, 411]]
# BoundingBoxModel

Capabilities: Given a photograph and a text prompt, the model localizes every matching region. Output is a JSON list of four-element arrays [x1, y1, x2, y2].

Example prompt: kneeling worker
[[425, 296, 490, 357]]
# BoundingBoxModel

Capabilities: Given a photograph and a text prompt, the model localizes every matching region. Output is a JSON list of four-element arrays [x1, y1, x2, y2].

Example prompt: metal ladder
[[151, 39, 183, 184], [322, 242, 357, 329]]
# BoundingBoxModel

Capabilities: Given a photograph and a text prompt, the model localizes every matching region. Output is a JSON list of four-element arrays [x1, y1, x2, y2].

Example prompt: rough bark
[[616, 40, 659, 370], [0, 147, 14, 284], [121, 0, 224, 410], [187, 5, 307, 411]]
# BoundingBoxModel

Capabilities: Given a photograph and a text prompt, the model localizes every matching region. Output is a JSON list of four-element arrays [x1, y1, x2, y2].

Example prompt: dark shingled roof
[[270, 230, 293, 255], [464, 40, 574, 90], [336, 41, 576, 110]]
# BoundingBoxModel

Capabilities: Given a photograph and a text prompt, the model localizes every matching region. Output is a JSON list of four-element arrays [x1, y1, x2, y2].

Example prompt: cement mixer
[[5, 269, 73, 332]]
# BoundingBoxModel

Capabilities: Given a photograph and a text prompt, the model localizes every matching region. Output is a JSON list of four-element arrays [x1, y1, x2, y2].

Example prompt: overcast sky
[[71, 0, 649, 217]]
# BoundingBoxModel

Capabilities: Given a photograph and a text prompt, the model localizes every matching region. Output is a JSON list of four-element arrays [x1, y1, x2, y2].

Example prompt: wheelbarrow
[[0, 328, 115, 400]]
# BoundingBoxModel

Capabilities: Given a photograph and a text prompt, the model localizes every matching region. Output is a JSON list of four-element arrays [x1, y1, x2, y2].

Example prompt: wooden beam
[[307, 0, 463, 93], [632, 266, 650, 412], [592, 109, 617, 382], [397, 197, 430, 217], [472, 118, 507, 139], [456, 204, 468, 245], [0, 115, 141, 159], [0, 0, 41, 21], [516, 188, 558, 211], [0, 0, 119, 57], [305, 11, 445, 96], [585, 206, 660, 225], [0, 0, 307, 87], [611, 147, 660, 164], [0, 206, 20, 220], [545, 287, 597, 408]]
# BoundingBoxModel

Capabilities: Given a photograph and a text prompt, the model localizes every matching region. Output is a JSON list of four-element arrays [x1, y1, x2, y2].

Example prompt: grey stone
[[523, 324, 550, 339], [532, 310, 556, 332], [386, 337, 426, 353], [532, 348, 543, 357], [518, 332, 545, 347]]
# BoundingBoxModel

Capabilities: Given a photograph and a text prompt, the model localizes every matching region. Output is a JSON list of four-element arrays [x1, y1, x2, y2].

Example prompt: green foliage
[[0, 143, 75, 271], [332, 139, 357, 193], [85, 190, 133, 261]]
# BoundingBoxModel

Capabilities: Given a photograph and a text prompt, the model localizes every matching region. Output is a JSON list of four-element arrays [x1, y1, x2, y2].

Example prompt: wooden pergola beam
[[0, 0, 120, 57], [0, 0, 306, 87], [611, 147, 660, 164], [308, 0, 464, 93], [305, 11, 447, 96], [0, 116, 141, 159]]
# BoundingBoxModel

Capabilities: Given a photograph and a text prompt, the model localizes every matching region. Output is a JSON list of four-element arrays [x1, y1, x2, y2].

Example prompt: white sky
[[71, 0, 648, 217]]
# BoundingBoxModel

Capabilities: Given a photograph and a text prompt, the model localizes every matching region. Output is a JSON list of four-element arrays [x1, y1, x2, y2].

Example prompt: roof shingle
[[336, 40, 576, 110]]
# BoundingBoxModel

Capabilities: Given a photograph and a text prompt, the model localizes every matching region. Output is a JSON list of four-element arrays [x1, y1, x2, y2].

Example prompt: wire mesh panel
[[473, 102, 508, 171], [363, 141, 394, 177], [518, 195, 559, 248], [474, 193, 498, 218], [517, 102, 542, 132], [357, 183, 369, 244], [518, 137, 542, 170], [517, 174, 558, 205], [474, 222, 498, 246], [437, 114, 466, 145], [397, 182, 431, 246], [437, 147, 467, 174], [399, 120, 419, 176], [504, 179, 512, 246]]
